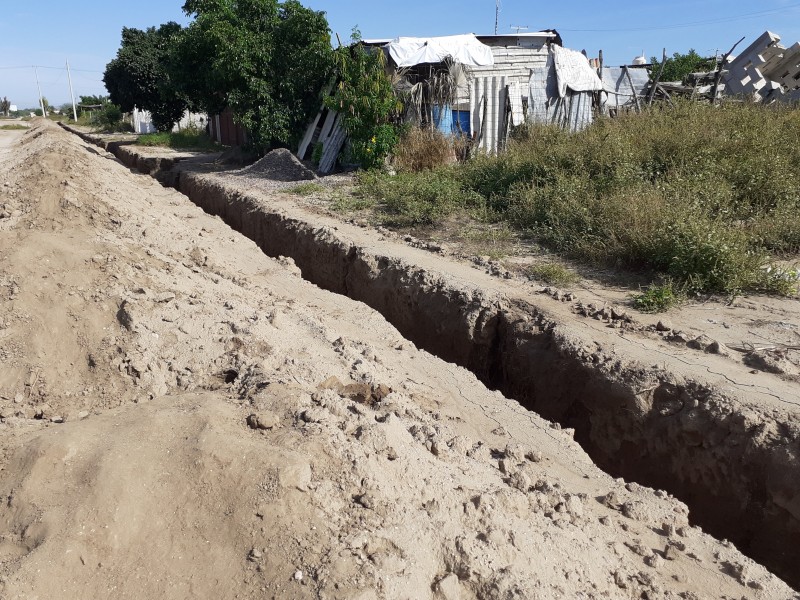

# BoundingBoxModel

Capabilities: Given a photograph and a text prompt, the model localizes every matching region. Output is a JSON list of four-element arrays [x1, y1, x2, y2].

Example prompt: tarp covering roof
[[386, 34, 495, 67], [552, 45, 603, 97]]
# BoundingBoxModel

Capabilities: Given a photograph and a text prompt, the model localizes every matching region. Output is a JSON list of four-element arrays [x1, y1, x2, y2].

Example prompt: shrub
[[392, 127, 453, 172], [326, 30, 402, 169], [632, 281, 683, 313], [357, 100, 800, 296]]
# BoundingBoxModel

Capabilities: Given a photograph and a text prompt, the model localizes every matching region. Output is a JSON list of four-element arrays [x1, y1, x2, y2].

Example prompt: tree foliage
[[175, 0, 334, 152], [104, 22, 187, 131], [0, 97, 10, 116], [650, 49, 716, 83], [326, 31, 402, 169]]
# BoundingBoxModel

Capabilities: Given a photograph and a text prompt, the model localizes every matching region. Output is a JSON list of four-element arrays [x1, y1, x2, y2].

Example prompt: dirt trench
[[69, 126, 800, 589]]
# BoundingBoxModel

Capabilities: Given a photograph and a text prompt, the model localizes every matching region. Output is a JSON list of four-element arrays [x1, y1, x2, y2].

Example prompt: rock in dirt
[[247, 411, 280, 430]]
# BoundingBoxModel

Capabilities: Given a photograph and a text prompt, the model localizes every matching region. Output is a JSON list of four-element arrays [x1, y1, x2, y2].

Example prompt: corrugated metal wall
[[466, 43, 550, 153], [470, 76, 508, 154]]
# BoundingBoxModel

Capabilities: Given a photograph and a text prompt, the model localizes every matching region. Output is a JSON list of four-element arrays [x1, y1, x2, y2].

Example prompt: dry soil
[[0, 121, 797, 599]]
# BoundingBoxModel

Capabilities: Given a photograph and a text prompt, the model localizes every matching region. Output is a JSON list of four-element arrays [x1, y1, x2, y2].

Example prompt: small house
[[299, 30, 604, 172]]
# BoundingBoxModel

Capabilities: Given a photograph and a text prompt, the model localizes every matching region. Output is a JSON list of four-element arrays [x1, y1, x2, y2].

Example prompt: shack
[[298, 30, 604, 172]]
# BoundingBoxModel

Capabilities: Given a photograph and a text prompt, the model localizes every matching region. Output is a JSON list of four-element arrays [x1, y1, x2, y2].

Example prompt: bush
[[632, 281, 683, 313], [357, 169, 476, 226], [392, 127, 453, 172], [357, 100, 800, 296]]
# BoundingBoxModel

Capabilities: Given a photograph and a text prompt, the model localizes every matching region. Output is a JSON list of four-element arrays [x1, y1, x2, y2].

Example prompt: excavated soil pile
[[240, 147, 317, 181], [0, 121, 797, 599]]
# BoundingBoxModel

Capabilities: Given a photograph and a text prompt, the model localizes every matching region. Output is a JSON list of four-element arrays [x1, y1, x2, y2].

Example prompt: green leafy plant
[[326, 29, 402, 169], [632, 282, 683, 313], [104, 22, 187, 131], [649, 49, 716, 83], [174, 0, 334, 153]]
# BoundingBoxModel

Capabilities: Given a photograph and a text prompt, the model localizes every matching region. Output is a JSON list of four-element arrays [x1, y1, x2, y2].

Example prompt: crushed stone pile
[[240, 147, 317, 181]]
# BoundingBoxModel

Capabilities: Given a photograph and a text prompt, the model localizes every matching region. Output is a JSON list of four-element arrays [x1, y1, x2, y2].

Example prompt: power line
[[560, 2, 800, 33], [0, 64, 103, 73]]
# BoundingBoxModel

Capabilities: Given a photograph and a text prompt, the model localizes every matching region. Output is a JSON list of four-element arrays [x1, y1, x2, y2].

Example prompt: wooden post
[[711, 36, 745, 104], [647, 48, 667, 105], [623, 66, 641, 113]]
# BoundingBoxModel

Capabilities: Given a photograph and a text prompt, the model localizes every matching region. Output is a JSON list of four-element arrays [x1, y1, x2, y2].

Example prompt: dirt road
[[0, 121, 797, 599]]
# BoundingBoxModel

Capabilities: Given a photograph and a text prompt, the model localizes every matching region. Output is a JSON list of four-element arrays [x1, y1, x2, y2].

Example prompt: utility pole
[[495, 0, 501, 35], [66, 59, 78, 121], [34, 66, 47, 117]]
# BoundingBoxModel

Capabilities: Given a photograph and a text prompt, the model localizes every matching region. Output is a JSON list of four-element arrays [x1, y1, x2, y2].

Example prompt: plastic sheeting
[[528, 49, 596, 132], [551, 45, 603, 97], [386, 34, 495, 67], [601, 67, 650, 108]]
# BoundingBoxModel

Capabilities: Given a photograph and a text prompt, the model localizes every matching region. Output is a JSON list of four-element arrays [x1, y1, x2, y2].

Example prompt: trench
[[69, 126, 800, 590]]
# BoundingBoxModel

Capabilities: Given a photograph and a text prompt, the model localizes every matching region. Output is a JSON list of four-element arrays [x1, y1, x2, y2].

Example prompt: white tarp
[[552, 45, 603, 97], [386, 34, 495, 67]]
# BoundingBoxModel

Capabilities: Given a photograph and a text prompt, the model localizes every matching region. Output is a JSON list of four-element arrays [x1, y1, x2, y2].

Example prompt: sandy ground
[[0, 121, 798, 599]]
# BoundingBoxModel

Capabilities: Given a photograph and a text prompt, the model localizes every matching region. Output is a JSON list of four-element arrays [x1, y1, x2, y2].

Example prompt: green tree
[[174, 0, 334, 152], [104, 22, 187, 131], [326, 30, 402, 169], [0, 97, 10, 116], [650, 49, 716, 83]]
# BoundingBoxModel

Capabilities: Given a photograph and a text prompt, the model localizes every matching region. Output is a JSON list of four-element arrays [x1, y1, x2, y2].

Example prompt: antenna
[[510, 25, 529, 34], [495, 0, 501, 35]]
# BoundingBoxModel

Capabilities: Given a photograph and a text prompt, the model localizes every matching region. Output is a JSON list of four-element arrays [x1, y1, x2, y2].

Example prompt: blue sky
[[2, 0, 800, 109]]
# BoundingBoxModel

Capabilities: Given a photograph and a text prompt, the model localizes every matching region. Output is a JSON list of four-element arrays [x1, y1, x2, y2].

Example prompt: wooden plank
[[318, 116, 347, 174], [318, 109, 338, 142], [297, 108, 323, 160]]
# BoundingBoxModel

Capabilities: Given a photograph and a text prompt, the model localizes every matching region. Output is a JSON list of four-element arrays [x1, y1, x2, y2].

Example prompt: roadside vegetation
[[104, 0, 334, 153], [136, 125, 219, 150], [357, 100, 800, 298]]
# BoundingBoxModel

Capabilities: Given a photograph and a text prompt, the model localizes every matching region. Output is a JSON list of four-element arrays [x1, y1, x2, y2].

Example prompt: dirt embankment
[[64, 123, 800, 590], [0, 120, 795, 599]]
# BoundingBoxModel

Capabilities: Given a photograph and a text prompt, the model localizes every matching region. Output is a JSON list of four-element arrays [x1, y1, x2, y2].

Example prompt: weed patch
[[286, 182, 325, 196], [527, 263, 580, 287], [358, 100, 800, 296], [137, 128, 219, 151], [632, 282, 684, 313]]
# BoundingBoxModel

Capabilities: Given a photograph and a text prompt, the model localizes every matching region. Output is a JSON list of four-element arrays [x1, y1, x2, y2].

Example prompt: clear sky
[[2, 0, 800, 109]]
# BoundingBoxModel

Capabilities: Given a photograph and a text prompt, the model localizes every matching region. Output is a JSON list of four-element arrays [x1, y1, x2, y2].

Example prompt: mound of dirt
[[0, 121, 796, 600], [241, 147, 317, 181]]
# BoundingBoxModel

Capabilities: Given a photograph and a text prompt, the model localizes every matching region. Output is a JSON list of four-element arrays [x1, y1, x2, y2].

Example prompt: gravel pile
[[239, 148, 317, 182]]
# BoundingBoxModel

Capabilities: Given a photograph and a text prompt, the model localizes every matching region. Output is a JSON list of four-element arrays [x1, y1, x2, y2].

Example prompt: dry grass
[[392, 127, 454, 173], [359, 100, 800, 296]]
